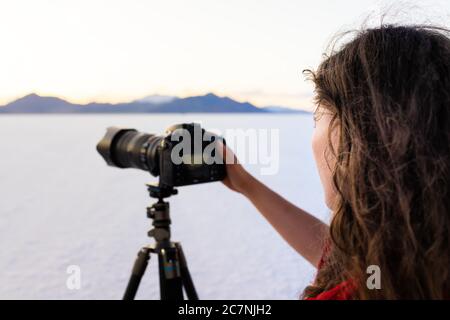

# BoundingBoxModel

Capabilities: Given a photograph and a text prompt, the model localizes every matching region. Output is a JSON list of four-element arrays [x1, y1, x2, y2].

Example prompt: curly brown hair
[[303, 24, 450, 299]]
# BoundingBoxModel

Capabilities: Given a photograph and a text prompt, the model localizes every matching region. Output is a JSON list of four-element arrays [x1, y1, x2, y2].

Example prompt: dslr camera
[[96, 123, 226, 187]]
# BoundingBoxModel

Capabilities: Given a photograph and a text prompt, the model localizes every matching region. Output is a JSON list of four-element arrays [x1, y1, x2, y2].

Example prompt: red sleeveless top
[[305, 243, 355, 300], [305, 280, 354, 300]]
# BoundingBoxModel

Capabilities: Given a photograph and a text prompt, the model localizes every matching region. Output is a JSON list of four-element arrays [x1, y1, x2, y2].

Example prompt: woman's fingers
[[217, 140, 239, 165]]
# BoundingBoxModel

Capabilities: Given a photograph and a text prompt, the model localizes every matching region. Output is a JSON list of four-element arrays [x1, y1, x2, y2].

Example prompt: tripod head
[[147, 183, 178, 200], [145, 182, 179, 244]]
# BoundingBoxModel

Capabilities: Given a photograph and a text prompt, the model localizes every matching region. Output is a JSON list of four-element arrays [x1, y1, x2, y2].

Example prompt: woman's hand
[[219, 142, 254, 195]]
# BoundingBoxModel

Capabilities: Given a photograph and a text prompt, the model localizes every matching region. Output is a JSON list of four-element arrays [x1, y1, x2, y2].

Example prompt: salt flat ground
[[0, 114, 329, 299]]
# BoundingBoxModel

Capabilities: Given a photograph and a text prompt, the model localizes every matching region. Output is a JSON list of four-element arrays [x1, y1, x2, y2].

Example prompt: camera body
[[97, 123, 226, 188], [158, 124, 226, 187]]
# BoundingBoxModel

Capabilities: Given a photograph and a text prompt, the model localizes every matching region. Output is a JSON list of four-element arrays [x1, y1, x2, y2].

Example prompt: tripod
[[123, 184, 199, 300]]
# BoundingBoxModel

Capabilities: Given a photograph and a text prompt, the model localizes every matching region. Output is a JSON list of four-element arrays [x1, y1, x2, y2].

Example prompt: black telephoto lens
[[96, 127, 162, 177]]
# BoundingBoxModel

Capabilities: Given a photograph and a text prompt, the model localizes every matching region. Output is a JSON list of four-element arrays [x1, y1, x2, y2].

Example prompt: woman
[[222, 25, 450, 299]]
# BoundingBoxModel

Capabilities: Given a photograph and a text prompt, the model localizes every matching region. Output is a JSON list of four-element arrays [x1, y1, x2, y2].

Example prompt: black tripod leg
[[123, 247, 151, 300], [158, 247, 184, 300], [175, 243, 199, 300]]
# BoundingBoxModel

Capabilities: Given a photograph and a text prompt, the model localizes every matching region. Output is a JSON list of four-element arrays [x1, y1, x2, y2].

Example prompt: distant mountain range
[[0, 93, 308, 114]]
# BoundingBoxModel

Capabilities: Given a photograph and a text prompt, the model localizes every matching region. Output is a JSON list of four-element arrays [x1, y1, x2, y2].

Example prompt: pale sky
[[0, 0, 449, 110]]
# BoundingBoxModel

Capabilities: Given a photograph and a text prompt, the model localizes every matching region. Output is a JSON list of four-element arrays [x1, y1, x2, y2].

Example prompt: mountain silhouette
[[0, 93, 307, 114], [2, 94, 80, 113]]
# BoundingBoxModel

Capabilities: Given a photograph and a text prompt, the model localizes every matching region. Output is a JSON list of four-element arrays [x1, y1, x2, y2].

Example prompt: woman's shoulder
[[305, 280, 354, 300], [306, 240, 355, 300]]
